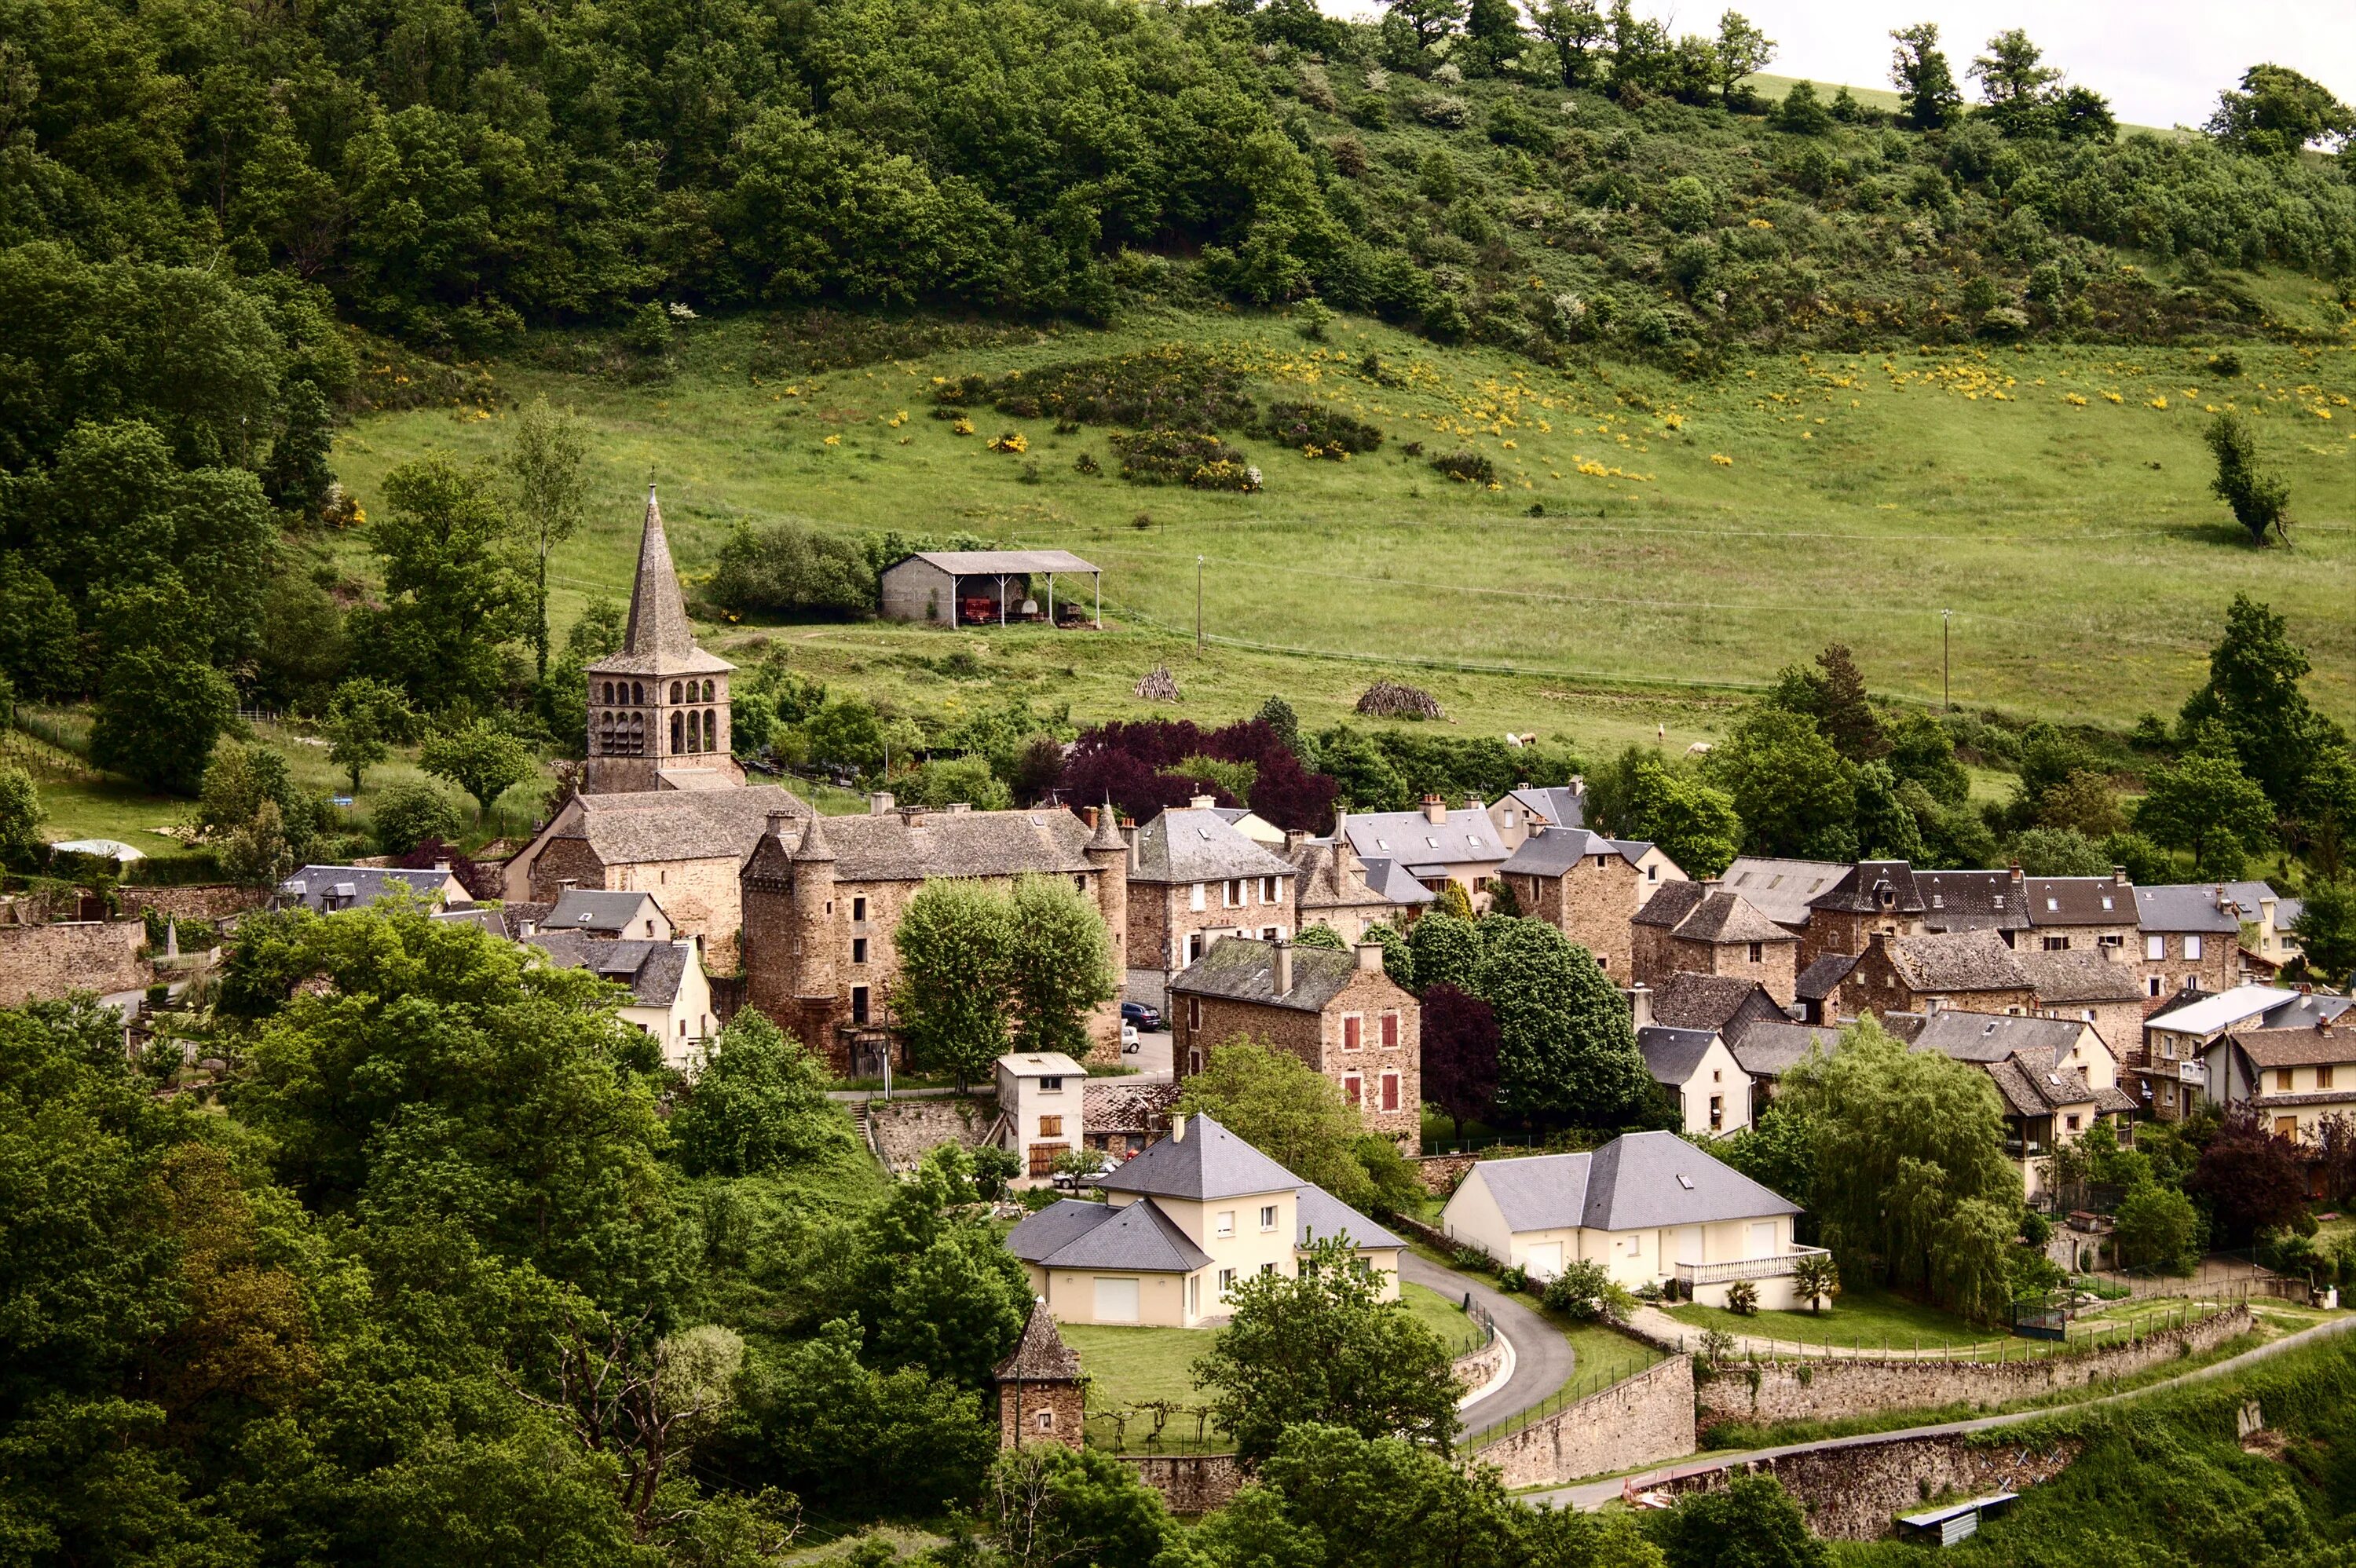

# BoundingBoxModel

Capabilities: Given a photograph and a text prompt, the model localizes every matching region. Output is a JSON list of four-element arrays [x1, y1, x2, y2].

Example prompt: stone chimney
[[899, 803, 929, 828], [558, 879, 578, 893], [2113, 864, 2131, 886], [1356, 942, 1384, 974], [1274, 939, 1293, 997], [945, 802, 971, 814], [1284, 828, 1307, 853], [1171, 1113, 1187, 1143], [433, 857, 451, 873], [1191, 795, 1216, 810], [1626, 982, 1652, 1029], [1421, 794, 1447, 825], [1514, 779, 1531, 792], [766, 810, 796, 842], [868, 791, 895, 816], [1083, 805, 1100, 831]]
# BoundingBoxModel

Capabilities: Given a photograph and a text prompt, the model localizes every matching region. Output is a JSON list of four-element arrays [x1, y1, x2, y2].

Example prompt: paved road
[[1524, 1309, 2356, 1512], [1402, 1253, 1575, 1434]]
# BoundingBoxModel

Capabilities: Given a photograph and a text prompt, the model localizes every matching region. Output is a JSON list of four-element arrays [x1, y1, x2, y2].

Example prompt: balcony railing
[[1674, 1245, 1831, 1286], [2003, 1139, 2048, 1159]]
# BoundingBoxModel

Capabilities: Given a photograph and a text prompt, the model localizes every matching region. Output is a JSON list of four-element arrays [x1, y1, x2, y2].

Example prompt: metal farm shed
[[878, 550, 1102, 628]]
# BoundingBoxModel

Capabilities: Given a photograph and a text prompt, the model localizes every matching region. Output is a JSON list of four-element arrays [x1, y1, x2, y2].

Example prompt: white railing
[[1674, 1245, 1831, 1287]]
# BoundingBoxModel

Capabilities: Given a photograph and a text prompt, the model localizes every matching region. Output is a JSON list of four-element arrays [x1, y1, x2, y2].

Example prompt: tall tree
[[1475, 918, 1648, 1126], [2295, 879, 2356, 985], [1889, 23, 1962, 130], [1007, 874, 1117, 1058], [0, 762, 42, 867], [2135, 740, 2274, 879], [419, 717, 537, 823], [1710, 11, 1775, 104], [1969, 29, 2060, 136], [324, 676, 416, 794], [1649, 1475, 1828, 1568], [1589, 748, 1742, 878], [1528, 0, 1608, 87], [1385, 0, 1467, 50], [1419, 983, 1499, 1142], [1709, 707, 1854, 859], [668, 1009, 843, 1177], [2206, 64, 2356, 157], [1406, 912, 1482, 998], [507, 398, 591, 684], [893, 879, 1015, 1089], [2179, 594, 2341, 819], [1175, 1041, 1381, 1208], [2186, 1109, 2311, 1243], [349, 453, 522, 711]]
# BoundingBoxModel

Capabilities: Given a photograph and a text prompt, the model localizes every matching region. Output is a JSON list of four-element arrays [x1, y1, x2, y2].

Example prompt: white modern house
[[1440, 1130, 1812, 1308], [1637, 1024, 1753, 1137], [991, 1051, 1089, 1182]]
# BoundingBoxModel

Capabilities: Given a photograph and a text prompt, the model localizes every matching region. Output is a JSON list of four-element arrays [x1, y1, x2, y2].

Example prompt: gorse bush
[[1262, 400, 1386, 456], [1108, 430, 1260, 490], [931, 350, 1258, 432]]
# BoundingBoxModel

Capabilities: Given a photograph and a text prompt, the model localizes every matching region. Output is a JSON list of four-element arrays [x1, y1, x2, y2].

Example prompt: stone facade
[[1648, 1434, 2080, 1542], [1507, 852, 1641, 979], [1171, 952, 1421, 1146], [2136, 932, 2238, 1005], [1120, 1455, 1247, 1514], [997, 1376, 1085, 1452], [0, 920, 151, 1004], [1798, 905, 1923, 972], [1692, 1304, 2250, 1428], [525, 847, 755, 973], [1842, 940, 2036, 1021], [1471, 1355, 1696, 1488], [580, 487, 742, 795], [1128, 868, 1294, 974], [1662, 930, 1797, 1005], [118, 885, 269, 922]]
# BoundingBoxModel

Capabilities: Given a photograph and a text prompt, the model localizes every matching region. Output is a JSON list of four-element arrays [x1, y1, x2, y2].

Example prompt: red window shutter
[[1344, 1075, 1362, 1107], [1381, 1073, 1399, 1112], [1381, 1011, 1398, 1049], [1343, 1015, 1361, 1051]]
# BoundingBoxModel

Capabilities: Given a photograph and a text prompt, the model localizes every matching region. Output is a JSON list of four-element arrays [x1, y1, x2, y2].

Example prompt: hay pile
[[1133, 664, 1182, 702], [1356, 680, 1443, 719]]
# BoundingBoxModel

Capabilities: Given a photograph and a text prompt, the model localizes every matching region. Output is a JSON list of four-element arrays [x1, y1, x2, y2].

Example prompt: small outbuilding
[[880, 550, 1103, 627]]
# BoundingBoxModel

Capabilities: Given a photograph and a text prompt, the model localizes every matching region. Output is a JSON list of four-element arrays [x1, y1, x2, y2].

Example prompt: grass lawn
[[1402, 1279, 1484, 1356], [1664, 1285, 1996, 1352], [1061, 1323, 1230, 1454]]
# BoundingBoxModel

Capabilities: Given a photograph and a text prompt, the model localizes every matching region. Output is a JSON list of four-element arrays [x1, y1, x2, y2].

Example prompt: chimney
[[1171, 1113, 1187, 1143], [868, 791, 895, 816], [945, 802, 971, 814], [899, 804, 929, 828], [1284, 828, 1307, 853], [2007, 861, 2025, 890], [1084, 806, 1100, 831], [1626, 981, 1653, 1029], [1191, 794, 1216, 810], [2113, 864, 2130, 886], [433, 857, 451, 873], [1274, 939, 1293, 997], [1421, 794, 1447, 825], [1515, 779, 1531, 792], [558, 879, 578, 893], [1355, 942, 1384, 974], [766, 810, 794, 839]]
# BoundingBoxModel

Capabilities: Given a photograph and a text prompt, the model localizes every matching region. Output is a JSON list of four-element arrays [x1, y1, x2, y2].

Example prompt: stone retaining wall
[[1472, 1356, 1696, 1487], [869, 1095, 997, 1174], [1644, 1434, 2081, 1541], [0, 920, 149, 1004], [1453, 1336, 1506, 1398], [1694, 1306, 2251, 1427], [119, 886, 268, 922], [1412, 1153, 1477, 1194], [1121, 1454, 1246, 1514]]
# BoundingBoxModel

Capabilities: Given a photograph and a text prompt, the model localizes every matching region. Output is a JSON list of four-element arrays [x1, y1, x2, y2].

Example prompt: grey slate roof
[[1719, 857, 1849, 929], [1729, 1021, 1840, 1079], [1649, 972, 1783, 1035], [1807, 860, 1927, 916], [1670, 890, 1792, 946], [1343, 807, 1507, 869], [2018, 947, 2142, 1003], [1165, 937, 1368, 1013], [1904, 1010, 2087, 1065], [587, 488, 734, 678], [1095, 1113, 1304, 1201], [1355, 856, 1439, 906], [1287, 837, 1397, 914], [1131, 808, 1294, 884], [995, 1307, 1083, 1381], [1499, 784, 1588, 832], [1498, 826, 1619, 879], [2233, 1025, 2356, 1069], [1638, 1025, 1721, 1086], [1795, 951, 1858, 1002], [1885, 930, 2032, 992], [810, 807, 1100, 881], [557, 784, 813, 866], [1631, 879, 1706, 930], [1470, 1130, 1799, 1234], [2135, 884, 2243, 935], [2219, 881, 2297, 923], [1296, 1183, 1406, 1250], [1003, 1198, 1213, 1274], [430, 906, 514, 938], [525, 930, 690, 1007], [1913, 870, 2032, 933], [275, 865, 468, 913], [545, 887, 666, 935], [2023, 875, 2135, 927]]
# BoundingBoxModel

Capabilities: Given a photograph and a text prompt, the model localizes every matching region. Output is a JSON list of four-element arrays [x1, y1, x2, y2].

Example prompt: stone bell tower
[[581, 485, 744, 794]]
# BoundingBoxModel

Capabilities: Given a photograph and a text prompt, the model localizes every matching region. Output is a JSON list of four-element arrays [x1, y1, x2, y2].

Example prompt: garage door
[[1093, 1277, 1141, 1324], [1525, 1241, 1563, 1279]]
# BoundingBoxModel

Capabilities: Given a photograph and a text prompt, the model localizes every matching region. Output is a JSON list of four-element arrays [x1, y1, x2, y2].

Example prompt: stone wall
[[1645, 1434, 2081, 1541], [1694, 1305, 2251, 1427], [1121, 1454, 1247, 1514], [1412, 1153, 1478, 1194], [1512, 853, 1640, 981], [1472, 1356, 1696, 1488], [999, 1380, 1085, 1450], [0, 920, 150, 1004], [119, 886, 268, 922], [869, 1096, 998, 1174], [1453, 1336, 1506, 1398], [1669, 931, 1799, 1007]]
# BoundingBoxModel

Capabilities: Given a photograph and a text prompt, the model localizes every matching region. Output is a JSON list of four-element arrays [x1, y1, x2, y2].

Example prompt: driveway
[[1401, 1252, 1575, 1435]]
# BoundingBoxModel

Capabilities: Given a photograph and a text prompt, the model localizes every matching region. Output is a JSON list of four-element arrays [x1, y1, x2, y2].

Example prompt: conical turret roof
[[587, 486, 734, 678]]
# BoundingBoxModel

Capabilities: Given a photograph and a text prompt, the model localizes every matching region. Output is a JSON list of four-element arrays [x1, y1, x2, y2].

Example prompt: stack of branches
[[1133, 665, 1182, 702], [1356, 680, 1444, 719]]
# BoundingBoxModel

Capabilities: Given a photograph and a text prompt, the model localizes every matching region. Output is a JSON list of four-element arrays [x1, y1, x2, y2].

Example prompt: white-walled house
[[1440, 1131, 1813, 1309], [1003, 1113, 1403, 1328], [991, 1052, 1088, 1182], [523, 930, 714, 1069], [1637, 1025, 1752, 1136]]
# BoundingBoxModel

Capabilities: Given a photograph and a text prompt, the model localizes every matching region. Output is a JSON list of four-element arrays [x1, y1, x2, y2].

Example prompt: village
[[7, 492, 2351, 1538]]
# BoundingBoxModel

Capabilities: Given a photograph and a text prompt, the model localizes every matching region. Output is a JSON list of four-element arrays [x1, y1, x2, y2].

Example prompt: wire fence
[[1662, 1293, 2243, 1368]]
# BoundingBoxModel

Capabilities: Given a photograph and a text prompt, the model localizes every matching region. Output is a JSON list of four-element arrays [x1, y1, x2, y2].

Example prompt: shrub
[[1497, 1264, 1530, 1294], [1540, 1259, 1634, 1323], [1414, 94, 1472, 129], [1262, 401, 1384, 458], [369, 780, 467, 855], [931, 350, 1254, 433], [1430, 449, 1496, 484], [1725, 1280, 1759, 1315], [704, 518, 876, 620], [1109, 430, 1260, 490]]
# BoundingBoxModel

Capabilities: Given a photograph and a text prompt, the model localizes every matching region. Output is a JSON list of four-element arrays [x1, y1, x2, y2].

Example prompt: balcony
[[2003, 1139, 2048, 1159], [1674, 1245, 1831, 1287]]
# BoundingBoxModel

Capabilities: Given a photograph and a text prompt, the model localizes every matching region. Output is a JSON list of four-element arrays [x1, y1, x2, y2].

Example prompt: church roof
[[587, 487, 734, 678]]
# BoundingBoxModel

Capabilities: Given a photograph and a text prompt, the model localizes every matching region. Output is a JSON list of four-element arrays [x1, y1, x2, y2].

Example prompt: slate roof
[[1905, 1010, 2088, 1065], [1729, 1021, 1840, 1079], [1297, 1183, 1406, 1250], [544, 887, 666, 935], [1795, 952, 1859, 1003], [890, 549, 1099, 576], [587, 488, 734, 677], [1630, 879, 1706, 930], [1498, 784, 1588, 832], [2219, 881, 2299, 925], [1166, 938, 1368, 1013], [2023, 875, 2135, 927], [1094, 1113, 1303, 1201], [811, 807, 1100, 881], [1912, 870, 2031, 933], [1287, 837, 1397, 913], [430, 906, 514, 938], [1670, 890, 1791, 946], [1343, 807, 1507, 869], [1083, 1080, 1179, 1135], [1131, 808, 1294, 884], [1719, 857, 1849, 929], [1884, 930, 2032, 992], [2233, 1025, 2356, 1069], [1469, 1130, 1799, 1234], [1637, 1025, 1721, 1086], [2018, 948, 2142, 1003], [525, 930, 690, 1007], [1650, 973, 1783, 1035], [1351, 855, 1439, 907], [1003, 1198, 1213, 1274], [556, 784, 813, 866], [275, 865, 468, 913], [1498, 826, 1622, 879], [1807, 860, 1927, 916], [2147, 985, 2304, 1036], [2135, 884, 2244, 935], [995, 1307, 1083, 1381]]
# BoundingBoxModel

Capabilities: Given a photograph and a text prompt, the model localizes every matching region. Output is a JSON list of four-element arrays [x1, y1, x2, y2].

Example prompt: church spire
[[622, 484, 696, 660]]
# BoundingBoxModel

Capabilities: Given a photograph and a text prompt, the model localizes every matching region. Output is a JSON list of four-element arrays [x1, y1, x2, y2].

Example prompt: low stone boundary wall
[[1121, 1454, 1246, 1513], [1454, 1335, 1506, 1399], [1388, 1212, 1455, 1253], [119, 885, 267, 922], [1695, 1306, 2252, 1427], [0, 920, 149, 1004], [1412, 1153, 1477, 1194], [1472, 1356, 1696, 1487], [1640, 1434, 2081, 1541]]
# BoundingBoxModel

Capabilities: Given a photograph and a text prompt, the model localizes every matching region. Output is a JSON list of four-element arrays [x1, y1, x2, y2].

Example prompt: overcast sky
[[1320, 0, 2355, 131]]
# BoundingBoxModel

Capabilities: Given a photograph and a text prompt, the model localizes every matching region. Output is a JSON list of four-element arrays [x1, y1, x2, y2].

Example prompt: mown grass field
[[330, 308, 2356, 740]]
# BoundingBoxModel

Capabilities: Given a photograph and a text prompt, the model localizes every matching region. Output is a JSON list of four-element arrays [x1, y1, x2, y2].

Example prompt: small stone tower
[[787, 812, 840, 1050], [1084, 800, 1129, 987], [739, 810, 843, 1065], [994, 1304, 1085, 1451], [582, 485, 743, 794]]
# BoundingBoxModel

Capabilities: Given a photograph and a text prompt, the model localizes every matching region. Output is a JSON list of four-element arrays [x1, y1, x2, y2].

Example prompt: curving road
[[1403, 1252, 1575, 1434], [1523, 1309, 2356, 1512]]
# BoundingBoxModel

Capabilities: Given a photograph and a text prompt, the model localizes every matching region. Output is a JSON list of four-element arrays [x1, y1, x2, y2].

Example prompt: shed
[[879, 550, 1102, 628], [1896, 1493, 2018, 1545]]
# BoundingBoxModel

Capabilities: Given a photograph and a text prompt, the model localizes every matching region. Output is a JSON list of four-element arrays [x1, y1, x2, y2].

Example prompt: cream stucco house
[[1440, 1130, 1811, 1309], [1004, 1113, 1403, 1328], [1637, 1024, 1752, 1137], [990, 1051, 1089, 1182]]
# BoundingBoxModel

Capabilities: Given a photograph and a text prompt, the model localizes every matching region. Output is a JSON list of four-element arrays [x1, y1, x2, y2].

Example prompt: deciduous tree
[[420, 716, 537, 823], [669, 1010, 842, 1177], [507, 398, 590, 683], [1421, 982, 1499, 1140], [1889, 22, 1962, 130], [1476, 918, 1649, 1127], [1176, 1040, 1381, 1208], [893, 879, 1015, 1089]]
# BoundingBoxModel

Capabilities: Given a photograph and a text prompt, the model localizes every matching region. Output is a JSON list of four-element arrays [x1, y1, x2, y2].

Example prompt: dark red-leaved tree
[[393, 838, 499, 900], [1421, 982, 1500, 1142], [1057, 717, 1341, 832], [2185, 1108, 2313, 1245]]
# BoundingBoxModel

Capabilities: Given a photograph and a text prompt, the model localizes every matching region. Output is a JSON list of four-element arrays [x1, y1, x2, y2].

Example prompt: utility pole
[[1195, 555, 1205, 656], [1941, 609, 1952, 711]]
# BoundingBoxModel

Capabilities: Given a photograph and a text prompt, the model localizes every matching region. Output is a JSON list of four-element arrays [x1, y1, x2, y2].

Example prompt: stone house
[[990, 1052, 1089, 1182], [1082, 1080, 1179, 1161], [994, 1308, 1085, 1451], [2132, 885, 2244, 1002], [1630, 882, 1798, 1005], [524, 886, 675, 941], [1004, 1113, 1403, 1328], [1793, 860, 1930, 969], [1642, 971, 1791, 1042], [273, 864, 472, 914], [1167, 938, 1420, 1147], [1282, 830, 1431, 944], [523, 930, 715, 1068], [1341, 798, 1509, 908], [740, 799, 1129, 1076], [1718, 856, 1850, 933], [2018, 946, 2146, 1067], [1440, 1130, 1814, 1308], [502, 785, 810, 971], [580, 487, 743, 795], [2205, 1016, 2356, 1146], [1886, 1011, 2133, 1198], [2145, 985, 2354, 1123], [1637, 1025, 1751, 1137], [2023, 871, 2138, 956], [1911, 868, 2034, 941], [1124, 801, 1297, 991], [1838, 930, 2037, 1021], [1487, 781, 1590, 850], [1498, 825, 1679, 980]]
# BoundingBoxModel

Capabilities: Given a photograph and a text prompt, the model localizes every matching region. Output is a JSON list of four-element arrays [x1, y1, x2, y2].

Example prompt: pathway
[[1401, 1253, 1575, 1435], [1524, 1310, 2356, 1512]]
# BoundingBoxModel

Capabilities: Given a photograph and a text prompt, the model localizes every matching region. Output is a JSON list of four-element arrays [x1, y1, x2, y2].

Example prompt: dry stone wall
[[1648, 1435, 2080, 1541], [1696, 1305, 2251, 1427], [1122, 1455, 1246, 1514], [1473, 1356, 1696, 1487], [0, 921, 149, 1004]]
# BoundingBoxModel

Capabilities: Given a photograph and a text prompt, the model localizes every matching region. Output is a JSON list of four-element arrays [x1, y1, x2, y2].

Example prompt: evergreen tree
[[262, 378, 336, 516]]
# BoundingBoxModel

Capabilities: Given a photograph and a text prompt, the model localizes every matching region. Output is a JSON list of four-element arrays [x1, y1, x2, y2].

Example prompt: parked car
[[1121, 1023, 1140, 1053], [1121, 1001, 1162, 1031]]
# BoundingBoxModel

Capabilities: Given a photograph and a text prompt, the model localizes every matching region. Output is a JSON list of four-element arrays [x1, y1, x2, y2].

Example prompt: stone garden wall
[[1644, 1434, 2081, 1541], [1472, 1356, 1696, 1487]]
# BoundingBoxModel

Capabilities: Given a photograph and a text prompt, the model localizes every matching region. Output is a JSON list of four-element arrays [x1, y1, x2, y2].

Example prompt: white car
[[1120, 1022, 1140, 1052]]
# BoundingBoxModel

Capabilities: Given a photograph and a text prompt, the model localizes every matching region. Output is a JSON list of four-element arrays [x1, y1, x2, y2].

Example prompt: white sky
[[1319, 0, 2356, 131]]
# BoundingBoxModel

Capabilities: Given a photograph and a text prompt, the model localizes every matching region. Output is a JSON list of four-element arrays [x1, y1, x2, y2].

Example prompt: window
[[2146, 934, 2165, 961], [1259, 1205, 1278, 1232], [1187, 997, 1202, 1030], [1039, 1115, 1063, 1137], [1074, 875, 1088, 894], [1215, 1211, 1235, 1238], [1189, 1051, 1203, 1075], [851, 938, 869, 965], [1187, 1274, 1200, 1318], [2147, 976, 2164, 998], [850, 985, 869, 1025], [852, 896, 868, 922], [2323, 1066, 2337, 1090], [1260, 1263, 1277, 1276], [1190, 883, 1205, 912], [2101, 933, 2123, 948], [645, 920, 655, 936], [1342, 1014, 1363, 1051], [2277, 1116, 2300, 1139], [2047, 897, 2060, 912], [1262, 876, 1279, 903], [2065, 1113, 2080, 1132], [1040, 1076, 1063, 1093], [671, 711, 684, 754], [1343, 1073, 1363, 1107], [670, 681, 683, 704], [2279, 1069, 2296, 1092], [1037, 1411, 1056, 1431], [1381, 1011, 1399, 1050], [1224, 879, 1242, 908], [1710, 1095, 1724, 1130], [1747, 941, 1764, 963], [1648, 865, 1659, 881], [1028, 1143, 1058, 1177], [2163, 1083, 2176, 1106], [1217, 1268, 1237, 1299], [1381, 1072, 1399, 1112], [2184, 934, 2203, 959], [2163, 1038, 2176, 1060], [1187, 932, 1203, 963], [1262, 927, 1279, 941], [2042, 936, 2070, 952]]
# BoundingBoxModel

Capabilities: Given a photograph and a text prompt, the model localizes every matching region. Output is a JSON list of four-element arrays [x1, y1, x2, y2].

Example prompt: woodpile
[[1133, 664, 1182, 702], [1355, 679, 1443, 719]]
